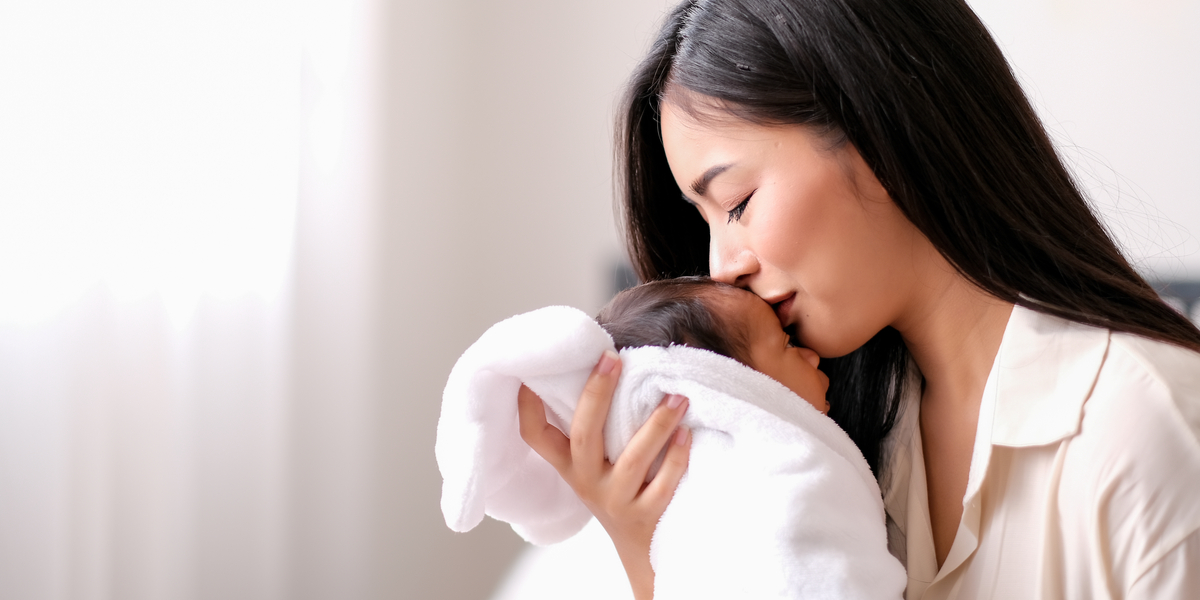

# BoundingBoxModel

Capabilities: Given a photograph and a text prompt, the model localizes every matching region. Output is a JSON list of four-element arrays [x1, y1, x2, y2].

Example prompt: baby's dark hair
[[596, 276, 750, 364]]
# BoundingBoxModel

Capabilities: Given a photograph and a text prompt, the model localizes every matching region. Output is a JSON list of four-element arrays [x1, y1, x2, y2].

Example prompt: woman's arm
[[517, 351, 691, 600]]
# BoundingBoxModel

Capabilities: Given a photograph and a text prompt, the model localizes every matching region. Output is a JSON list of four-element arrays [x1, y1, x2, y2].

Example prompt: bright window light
[[0, 1, 300, 326]]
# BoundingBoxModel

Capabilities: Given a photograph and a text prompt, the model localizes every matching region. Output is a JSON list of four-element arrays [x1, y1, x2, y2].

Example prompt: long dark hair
[[617, 0, 1200, 474]]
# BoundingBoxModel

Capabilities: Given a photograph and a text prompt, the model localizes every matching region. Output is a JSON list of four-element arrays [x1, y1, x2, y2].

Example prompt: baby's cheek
[[788, 365, 828, 411], [805, 370, 828, 406]]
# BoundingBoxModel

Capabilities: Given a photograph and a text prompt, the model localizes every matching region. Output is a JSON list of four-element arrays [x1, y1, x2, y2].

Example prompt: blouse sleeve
[[1128, 528, 1200, 599]]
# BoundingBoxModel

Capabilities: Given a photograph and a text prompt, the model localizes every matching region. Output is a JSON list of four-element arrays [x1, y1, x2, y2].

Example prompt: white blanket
[[437, 306, 905, 599]]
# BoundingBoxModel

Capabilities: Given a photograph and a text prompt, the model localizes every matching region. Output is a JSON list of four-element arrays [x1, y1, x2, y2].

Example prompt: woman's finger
[[569, 351, 622, 477], [517, 384, 572, 473], [639, 425, 691, 512], [610, 394, 689, 490]]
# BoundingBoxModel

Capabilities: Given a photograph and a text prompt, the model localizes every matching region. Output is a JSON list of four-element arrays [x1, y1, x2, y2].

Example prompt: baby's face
[[723, 289, 831, 414]]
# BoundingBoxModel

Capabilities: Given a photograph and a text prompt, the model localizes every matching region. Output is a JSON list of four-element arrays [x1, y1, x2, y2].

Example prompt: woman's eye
[[726, 193, 752, 224]]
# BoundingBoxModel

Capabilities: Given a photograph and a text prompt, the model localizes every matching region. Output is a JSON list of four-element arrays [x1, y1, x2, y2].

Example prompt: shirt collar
[[878, 305, 1111, 587], [990, 304, 1110, 447]]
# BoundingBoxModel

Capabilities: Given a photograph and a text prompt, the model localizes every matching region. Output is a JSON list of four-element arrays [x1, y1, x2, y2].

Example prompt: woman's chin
[[801, 329, 879, 360]]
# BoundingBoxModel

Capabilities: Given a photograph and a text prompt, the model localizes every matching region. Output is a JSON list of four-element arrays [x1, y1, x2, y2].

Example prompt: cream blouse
[[881, 305, 1200, 599]]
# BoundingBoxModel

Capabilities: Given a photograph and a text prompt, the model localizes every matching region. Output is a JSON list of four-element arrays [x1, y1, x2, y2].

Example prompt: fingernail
[[598, 350, 618, 375], [674, 425, 690, 446], [666, 394, 686, 410]]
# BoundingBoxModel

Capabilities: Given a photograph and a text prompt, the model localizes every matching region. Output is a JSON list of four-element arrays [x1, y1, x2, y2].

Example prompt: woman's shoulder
[[1100, 331, 1200, 442], [998, 307, 1200, 482], [1055, 330, 1200, 587], [1060, 326, 1200, 513]]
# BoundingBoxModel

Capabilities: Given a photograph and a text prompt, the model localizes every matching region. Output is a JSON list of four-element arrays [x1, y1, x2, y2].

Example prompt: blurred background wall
[[0, 1, 1197, 599]]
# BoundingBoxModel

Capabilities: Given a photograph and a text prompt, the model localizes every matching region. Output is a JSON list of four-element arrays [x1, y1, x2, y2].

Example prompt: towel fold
[[437, 306, 906, 599]]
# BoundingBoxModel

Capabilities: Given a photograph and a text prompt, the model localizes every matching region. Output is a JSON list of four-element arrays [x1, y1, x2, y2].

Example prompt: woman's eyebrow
[[690, 164, 733, 197]]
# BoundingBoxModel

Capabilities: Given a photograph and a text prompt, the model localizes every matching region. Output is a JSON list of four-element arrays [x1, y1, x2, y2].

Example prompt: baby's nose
[[796, 347, 820, 369]]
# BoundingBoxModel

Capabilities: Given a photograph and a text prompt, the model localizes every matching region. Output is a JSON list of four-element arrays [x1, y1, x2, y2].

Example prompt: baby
[[597, 275, 831, 414], [438, 276, 907, 599]]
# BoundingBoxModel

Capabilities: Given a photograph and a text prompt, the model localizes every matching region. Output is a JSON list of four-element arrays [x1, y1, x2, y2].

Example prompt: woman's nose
[[708, 227, 758, 286]]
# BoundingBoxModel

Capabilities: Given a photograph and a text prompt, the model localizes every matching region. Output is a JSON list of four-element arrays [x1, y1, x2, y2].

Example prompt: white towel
[[436, 306, 906, 599]]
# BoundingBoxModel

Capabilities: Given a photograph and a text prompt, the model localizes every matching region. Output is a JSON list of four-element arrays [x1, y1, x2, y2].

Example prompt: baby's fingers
[[639, 426, 691, 513], [517, 384, 571, 473]]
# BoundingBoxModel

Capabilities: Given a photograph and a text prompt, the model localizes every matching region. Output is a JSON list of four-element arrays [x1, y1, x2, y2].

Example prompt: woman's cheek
[[756, 193, 815, 264]]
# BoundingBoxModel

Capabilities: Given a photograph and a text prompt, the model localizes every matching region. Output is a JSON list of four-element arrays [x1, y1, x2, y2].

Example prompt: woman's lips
[[771, 293, 796, 326]]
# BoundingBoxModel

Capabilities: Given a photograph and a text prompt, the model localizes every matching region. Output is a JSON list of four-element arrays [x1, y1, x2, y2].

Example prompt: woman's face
[[660, 99, 933, 357]]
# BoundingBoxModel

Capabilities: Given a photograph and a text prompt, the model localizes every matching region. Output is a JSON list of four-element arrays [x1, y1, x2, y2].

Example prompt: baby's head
[[597, 276, 829, 413]]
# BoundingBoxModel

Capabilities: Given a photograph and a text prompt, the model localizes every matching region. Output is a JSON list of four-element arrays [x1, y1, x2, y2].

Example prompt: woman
[[516, 0, 1200, 598]]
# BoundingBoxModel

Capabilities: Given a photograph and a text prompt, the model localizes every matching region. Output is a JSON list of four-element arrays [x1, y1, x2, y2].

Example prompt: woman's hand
[[517, 350, 691, 600]]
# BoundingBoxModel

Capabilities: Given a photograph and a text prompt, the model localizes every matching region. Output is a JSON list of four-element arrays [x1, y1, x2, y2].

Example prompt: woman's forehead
[[660, 99, 778, 146]]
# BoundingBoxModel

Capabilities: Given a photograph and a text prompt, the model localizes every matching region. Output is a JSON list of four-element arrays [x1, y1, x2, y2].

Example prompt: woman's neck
[[895, 269, 1013, 412], [894, 261, 1012, 567]]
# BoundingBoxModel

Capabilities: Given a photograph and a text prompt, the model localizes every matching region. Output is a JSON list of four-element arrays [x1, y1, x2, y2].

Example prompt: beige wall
[[968, 0, 1200, 279]]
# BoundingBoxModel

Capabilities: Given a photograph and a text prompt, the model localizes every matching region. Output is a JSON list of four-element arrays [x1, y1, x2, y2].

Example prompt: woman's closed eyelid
[[726, 191, 753, 224]]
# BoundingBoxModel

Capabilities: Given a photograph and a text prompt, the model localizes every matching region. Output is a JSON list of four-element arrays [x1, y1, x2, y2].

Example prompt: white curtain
[[0, 0, 379, 598], [0, 0, 638, 596]]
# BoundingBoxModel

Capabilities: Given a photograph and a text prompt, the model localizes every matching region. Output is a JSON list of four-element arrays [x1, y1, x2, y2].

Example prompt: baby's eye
[[726, 192, 753, 224]]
